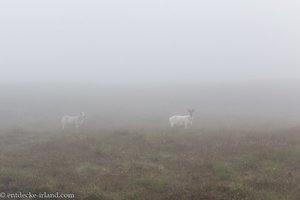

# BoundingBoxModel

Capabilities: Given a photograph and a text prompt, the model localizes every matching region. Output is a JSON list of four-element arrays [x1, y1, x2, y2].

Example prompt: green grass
[[212, 162, 234, 180], [0, 127, 299, 199], [135, 176, 166, 192]]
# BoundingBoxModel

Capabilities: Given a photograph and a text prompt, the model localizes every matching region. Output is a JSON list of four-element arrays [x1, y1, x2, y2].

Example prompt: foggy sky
[[0, 0, 299, 84]]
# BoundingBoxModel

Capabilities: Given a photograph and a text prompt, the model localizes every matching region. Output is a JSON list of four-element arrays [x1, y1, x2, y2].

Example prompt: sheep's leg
[[170, 122, 174, 128]]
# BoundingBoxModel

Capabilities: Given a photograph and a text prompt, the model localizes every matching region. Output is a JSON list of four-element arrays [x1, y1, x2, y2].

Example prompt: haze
[[2, 2, 300, 199], [0, 1, 300, 129], [1, 0, 299, 84]]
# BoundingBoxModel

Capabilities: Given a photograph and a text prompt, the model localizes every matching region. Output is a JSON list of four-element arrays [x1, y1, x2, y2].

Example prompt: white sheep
[[61, 112, 85, 130], [169, 109, 195, 128]]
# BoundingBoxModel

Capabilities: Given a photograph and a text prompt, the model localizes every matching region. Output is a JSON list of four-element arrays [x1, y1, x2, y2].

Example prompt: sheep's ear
[[188, 109, 194, 113]]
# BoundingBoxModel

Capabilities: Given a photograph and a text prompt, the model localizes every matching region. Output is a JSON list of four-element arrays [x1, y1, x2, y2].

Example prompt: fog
[[0, 1, 300, 129], [2, 2, 300, 199], [0, 83, 299, 131]]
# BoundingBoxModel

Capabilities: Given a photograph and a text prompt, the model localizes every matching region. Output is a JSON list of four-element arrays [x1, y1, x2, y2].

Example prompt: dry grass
[[0, 127, 300, 199]]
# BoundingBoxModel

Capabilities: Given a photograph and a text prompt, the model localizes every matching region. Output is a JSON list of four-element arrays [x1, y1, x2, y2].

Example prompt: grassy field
[[0, 127, 300, 200]]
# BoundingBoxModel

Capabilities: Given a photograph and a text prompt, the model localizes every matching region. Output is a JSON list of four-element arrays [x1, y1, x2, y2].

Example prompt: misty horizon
[[0, 82, 299, 130]]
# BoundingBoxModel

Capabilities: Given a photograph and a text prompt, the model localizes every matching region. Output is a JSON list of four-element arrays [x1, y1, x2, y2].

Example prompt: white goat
[[169, 109, 195, 128], [61, 112, 86, 130]]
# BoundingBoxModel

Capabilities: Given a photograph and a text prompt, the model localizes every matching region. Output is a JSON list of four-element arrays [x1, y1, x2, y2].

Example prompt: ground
[[0, 127, 299, 200]]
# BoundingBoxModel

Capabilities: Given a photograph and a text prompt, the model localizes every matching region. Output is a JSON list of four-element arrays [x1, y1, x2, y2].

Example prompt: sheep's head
[[79, 112, 86, 122], [188, 109, 195, 116]]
